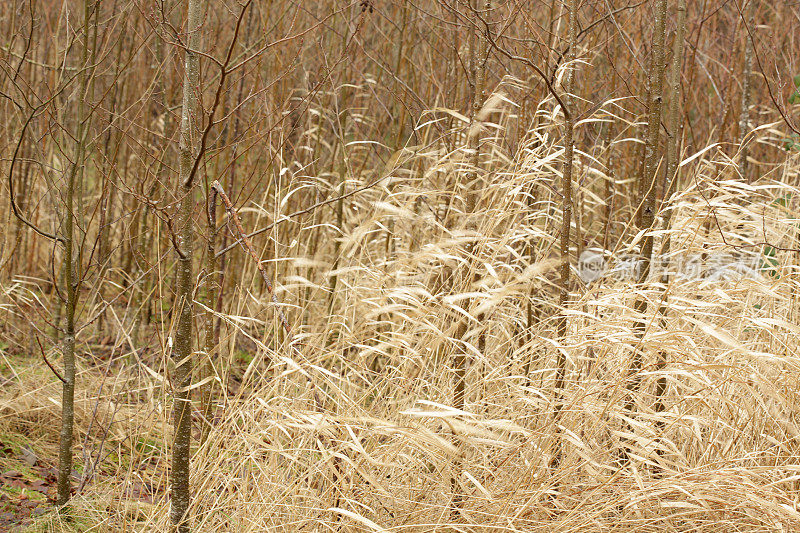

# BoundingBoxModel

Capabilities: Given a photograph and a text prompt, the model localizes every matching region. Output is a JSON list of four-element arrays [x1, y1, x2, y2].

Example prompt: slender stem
[[655, 0, 687, 420], [550, 0, 579, 471], [170, 0, 203, 529], [622, 0, 669, 465], [57, 0, 97, 507], [737, 0, 756, 182]]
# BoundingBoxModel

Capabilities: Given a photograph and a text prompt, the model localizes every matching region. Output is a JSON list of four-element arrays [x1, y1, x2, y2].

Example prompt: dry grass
[[3, 84, 800, 532]]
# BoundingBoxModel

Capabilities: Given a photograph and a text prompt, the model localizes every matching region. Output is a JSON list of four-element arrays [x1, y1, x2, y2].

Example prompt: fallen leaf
[[19, 447, 37, 467]]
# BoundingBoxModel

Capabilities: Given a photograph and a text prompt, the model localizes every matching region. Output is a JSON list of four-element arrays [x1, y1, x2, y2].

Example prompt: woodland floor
[[0, 334, 163, 533]]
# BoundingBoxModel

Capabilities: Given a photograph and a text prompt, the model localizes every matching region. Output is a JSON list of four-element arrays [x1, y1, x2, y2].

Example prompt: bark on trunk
[[622, 0, 669, 464], [655, 0, 687, 416], [170, 0, 203, 529], [57, 0, 97, 507]]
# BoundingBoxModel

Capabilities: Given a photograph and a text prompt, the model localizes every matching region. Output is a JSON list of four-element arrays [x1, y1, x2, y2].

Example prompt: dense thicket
[[2, 0, 800, 530]]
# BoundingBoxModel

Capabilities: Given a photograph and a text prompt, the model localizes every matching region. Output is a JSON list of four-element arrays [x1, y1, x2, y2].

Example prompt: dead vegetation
[[2, 0, 800, 531]]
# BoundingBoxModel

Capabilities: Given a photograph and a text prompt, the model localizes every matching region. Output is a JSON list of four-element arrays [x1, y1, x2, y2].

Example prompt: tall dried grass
[[4, 80, 800, 531]]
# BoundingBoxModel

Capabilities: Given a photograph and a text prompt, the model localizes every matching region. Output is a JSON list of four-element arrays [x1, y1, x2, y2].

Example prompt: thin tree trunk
[[133, 12, 171, 350], [522, 0, 566, 384], [56, 0, 97, 507], [56, 169, 78, 507], [450, 0, 489, 517], [737, 0, 756, 181], [655, 0, 687, 417], [97, 9, 130, 337], [602, 64, 617, 253], [623, 0, 669, 461], [170, 0, 203, 528], [551, 0, 578, 468]]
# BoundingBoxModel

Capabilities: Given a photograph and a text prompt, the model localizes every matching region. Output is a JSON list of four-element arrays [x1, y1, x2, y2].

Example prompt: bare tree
[[451, 0, 490, 516], [624, 0, 669, 461], [552, 0, 579, 468], [57, 0, 99, 507], [655, 0, 687, 416], [170, 0, 203, 528], [737, 0, 756, 181]]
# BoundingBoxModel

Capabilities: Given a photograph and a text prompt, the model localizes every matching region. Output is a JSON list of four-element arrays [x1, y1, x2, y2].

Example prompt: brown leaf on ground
[[18, 447, 37, 468]]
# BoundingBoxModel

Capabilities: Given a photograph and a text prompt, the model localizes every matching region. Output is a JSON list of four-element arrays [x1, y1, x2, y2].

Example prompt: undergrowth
[[3, 87, 800, 531]]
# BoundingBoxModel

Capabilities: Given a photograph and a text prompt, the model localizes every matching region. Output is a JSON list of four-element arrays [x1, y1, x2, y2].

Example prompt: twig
[[215, 173, 391, 258], [471, 8, 570, 119], [166, 215, 188, 260], [211, 180, 293, 337], [690, 171, 800, 254], [211, 180, 330, 413], [8, 109, 65, 244], [734, 1, 799, 136], [37, 336, 66, 384], [183, 0, 253, 189]]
